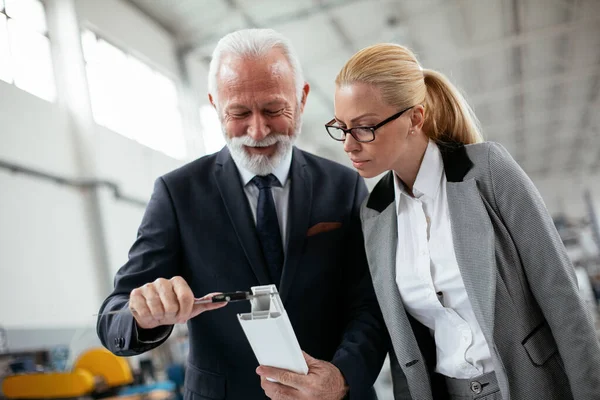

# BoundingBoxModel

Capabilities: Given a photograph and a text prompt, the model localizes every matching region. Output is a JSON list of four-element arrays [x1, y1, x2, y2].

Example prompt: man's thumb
[[302, 351, 317, 364]]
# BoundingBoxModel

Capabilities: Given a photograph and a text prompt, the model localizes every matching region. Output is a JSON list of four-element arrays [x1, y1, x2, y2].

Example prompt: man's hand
[[257, 352, 349, 400], [129, 276, 227, 329]]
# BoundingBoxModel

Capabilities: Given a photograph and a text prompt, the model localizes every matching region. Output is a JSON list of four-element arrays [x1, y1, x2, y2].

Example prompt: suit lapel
[[363, 205, 426, 365], [440, 142, 496, 344], [213, 148, 270, 285], [363, 172, 433, 399], [446, 180, 496, 344], [279, 148, 311, 302]]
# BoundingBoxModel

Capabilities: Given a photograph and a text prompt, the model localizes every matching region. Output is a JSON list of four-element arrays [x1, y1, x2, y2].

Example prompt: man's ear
[[299, 82, 310, 112]]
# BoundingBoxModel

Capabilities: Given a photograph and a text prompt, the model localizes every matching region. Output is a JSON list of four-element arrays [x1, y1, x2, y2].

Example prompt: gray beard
[[224, 114, 302, 176]]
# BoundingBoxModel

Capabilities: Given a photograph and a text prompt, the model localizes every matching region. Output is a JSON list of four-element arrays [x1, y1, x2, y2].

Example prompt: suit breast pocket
[[306, 223, 344, 241], [302, 228, 347, 282], [522, 321, 558, 366], [522, 321, 570, 391], [305, 227, 344, 257], [306, 222, 343, 237], [184, 363, 226, 400]]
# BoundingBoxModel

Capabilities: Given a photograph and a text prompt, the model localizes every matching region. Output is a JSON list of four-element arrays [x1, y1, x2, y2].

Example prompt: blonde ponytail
[[336, 43, 483, 145], [422, 68, 483, 144]]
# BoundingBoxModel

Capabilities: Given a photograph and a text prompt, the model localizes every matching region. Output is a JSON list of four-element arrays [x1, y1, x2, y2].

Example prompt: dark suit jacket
[[97, 146, 388, 399]]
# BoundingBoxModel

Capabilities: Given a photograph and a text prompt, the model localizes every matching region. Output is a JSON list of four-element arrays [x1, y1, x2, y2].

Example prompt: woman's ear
[[411, 105, 425, 131]]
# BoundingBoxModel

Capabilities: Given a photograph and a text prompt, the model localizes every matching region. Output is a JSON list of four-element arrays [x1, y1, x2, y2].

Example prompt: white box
[[237, 285, 308, 375]]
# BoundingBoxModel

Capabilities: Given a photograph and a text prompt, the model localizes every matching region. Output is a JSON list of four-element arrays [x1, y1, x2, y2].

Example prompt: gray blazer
[[361, 141, 600, 399]]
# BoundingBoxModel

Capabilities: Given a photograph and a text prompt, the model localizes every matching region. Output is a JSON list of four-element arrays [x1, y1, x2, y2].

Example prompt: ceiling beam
[[180, 0, 367, 56], [122, 0, 178, 37], [470, 63, 600, 106], [484, 114, 582, 135], [425, 14, 600, 69]]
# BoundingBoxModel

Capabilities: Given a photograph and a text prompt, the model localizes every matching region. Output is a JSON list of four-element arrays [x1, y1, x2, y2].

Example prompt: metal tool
[[95, 291, 272, 316]]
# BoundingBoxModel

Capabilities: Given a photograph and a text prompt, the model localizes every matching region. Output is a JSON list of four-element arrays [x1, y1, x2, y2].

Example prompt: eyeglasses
[[325, 106, 414, 143]]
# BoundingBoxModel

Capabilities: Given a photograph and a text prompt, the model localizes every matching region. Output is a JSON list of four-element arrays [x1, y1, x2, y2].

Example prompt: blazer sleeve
[[96, 177, 181, 356], [330, 173, 390, 398], [487, 142, 600, 398]]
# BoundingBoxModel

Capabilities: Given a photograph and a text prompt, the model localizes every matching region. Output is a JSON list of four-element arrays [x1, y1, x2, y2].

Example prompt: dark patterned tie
[[251, 174, 284, 286]]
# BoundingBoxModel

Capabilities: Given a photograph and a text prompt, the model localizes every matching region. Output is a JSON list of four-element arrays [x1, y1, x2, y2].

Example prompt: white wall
[[0, 81, 76, 174], [0, 0, 187, 334], [0, 80, 104, 328], [93, 125, 183, 277], [0, 169, 101, 327]]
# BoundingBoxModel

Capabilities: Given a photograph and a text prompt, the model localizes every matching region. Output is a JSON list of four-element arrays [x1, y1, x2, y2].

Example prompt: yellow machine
[[2, 348, 134, 399]]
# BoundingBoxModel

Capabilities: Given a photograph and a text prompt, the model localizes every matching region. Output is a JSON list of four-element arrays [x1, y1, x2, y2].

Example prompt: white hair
[[208, 28, 305, 106]]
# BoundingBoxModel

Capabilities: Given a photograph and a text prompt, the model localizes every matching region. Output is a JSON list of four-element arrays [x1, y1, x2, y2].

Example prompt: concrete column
[[43, 0, 112, 298]]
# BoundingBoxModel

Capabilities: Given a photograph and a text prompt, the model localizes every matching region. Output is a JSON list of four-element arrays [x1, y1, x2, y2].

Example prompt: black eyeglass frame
[[325, 106, 414, 143]]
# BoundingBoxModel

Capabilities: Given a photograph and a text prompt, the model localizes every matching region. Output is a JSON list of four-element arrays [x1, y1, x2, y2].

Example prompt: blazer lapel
[[363, 172, 433, 399], [279, 148, 311, 302], [446, 180, 496, 345], [440, 143, 497, 345], [213, 148, 271, 285]]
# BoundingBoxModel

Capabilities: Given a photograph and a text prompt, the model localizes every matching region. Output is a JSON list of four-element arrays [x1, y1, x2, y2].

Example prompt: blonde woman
[[325, 43, 600, 400]]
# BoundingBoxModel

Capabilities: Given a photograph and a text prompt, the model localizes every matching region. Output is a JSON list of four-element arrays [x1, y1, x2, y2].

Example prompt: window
[[199, 104, 225, 154], [81, 30, 186, 159], [0, 0, 56, 102]]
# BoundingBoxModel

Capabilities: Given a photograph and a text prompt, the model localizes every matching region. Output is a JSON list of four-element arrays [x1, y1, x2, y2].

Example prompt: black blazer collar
[[366, 141, 474, 213]]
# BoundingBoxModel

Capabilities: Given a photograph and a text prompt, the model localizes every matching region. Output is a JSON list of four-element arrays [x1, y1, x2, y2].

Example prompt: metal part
[[95, 291, 272, 316]]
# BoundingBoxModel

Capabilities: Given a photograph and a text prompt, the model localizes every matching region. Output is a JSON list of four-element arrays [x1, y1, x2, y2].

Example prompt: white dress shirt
[[234, 150, 293, 251], [394, 140, 494, 379]]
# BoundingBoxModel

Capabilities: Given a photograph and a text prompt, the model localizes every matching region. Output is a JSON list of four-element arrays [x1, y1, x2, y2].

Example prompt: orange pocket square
[[307, 222, 342, 237]]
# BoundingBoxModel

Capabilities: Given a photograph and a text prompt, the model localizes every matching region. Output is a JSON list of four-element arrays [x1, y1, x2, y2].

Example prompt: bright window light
[[200, 105, 225, 154], [0, 0, 55, 102], [0, 14, 11, 83], [81, 29, 97, 63], [82, 30, 186, 159], [5, 0, 46, 34], [7, 19, 54, 101], [86, 36, 129, 136]]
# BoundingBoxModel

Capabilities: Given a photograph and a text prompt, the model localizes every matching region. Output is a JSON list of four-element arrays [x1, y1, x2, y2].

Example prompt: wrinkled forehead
[[217, 50, 294, 88], [216, 52, 297, 106]]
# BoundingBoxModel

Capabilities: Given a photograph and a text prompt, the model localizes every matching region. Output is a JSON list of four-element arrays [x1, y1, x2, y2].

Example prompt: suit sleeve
[[331, 173, 390, 398], [96, 177, 181, 356], [488, 142, 600, 398]]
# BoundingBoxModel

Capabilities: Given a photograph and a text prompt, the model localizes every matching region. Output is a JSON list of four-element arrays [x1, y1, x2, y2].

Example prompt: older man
[[97, 29, 387, 399]]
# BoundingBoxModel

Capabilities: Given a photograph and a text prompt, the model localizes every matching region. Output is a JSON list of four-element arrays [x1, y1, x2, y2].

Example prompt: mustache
[[228, 133, 291, 148]]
